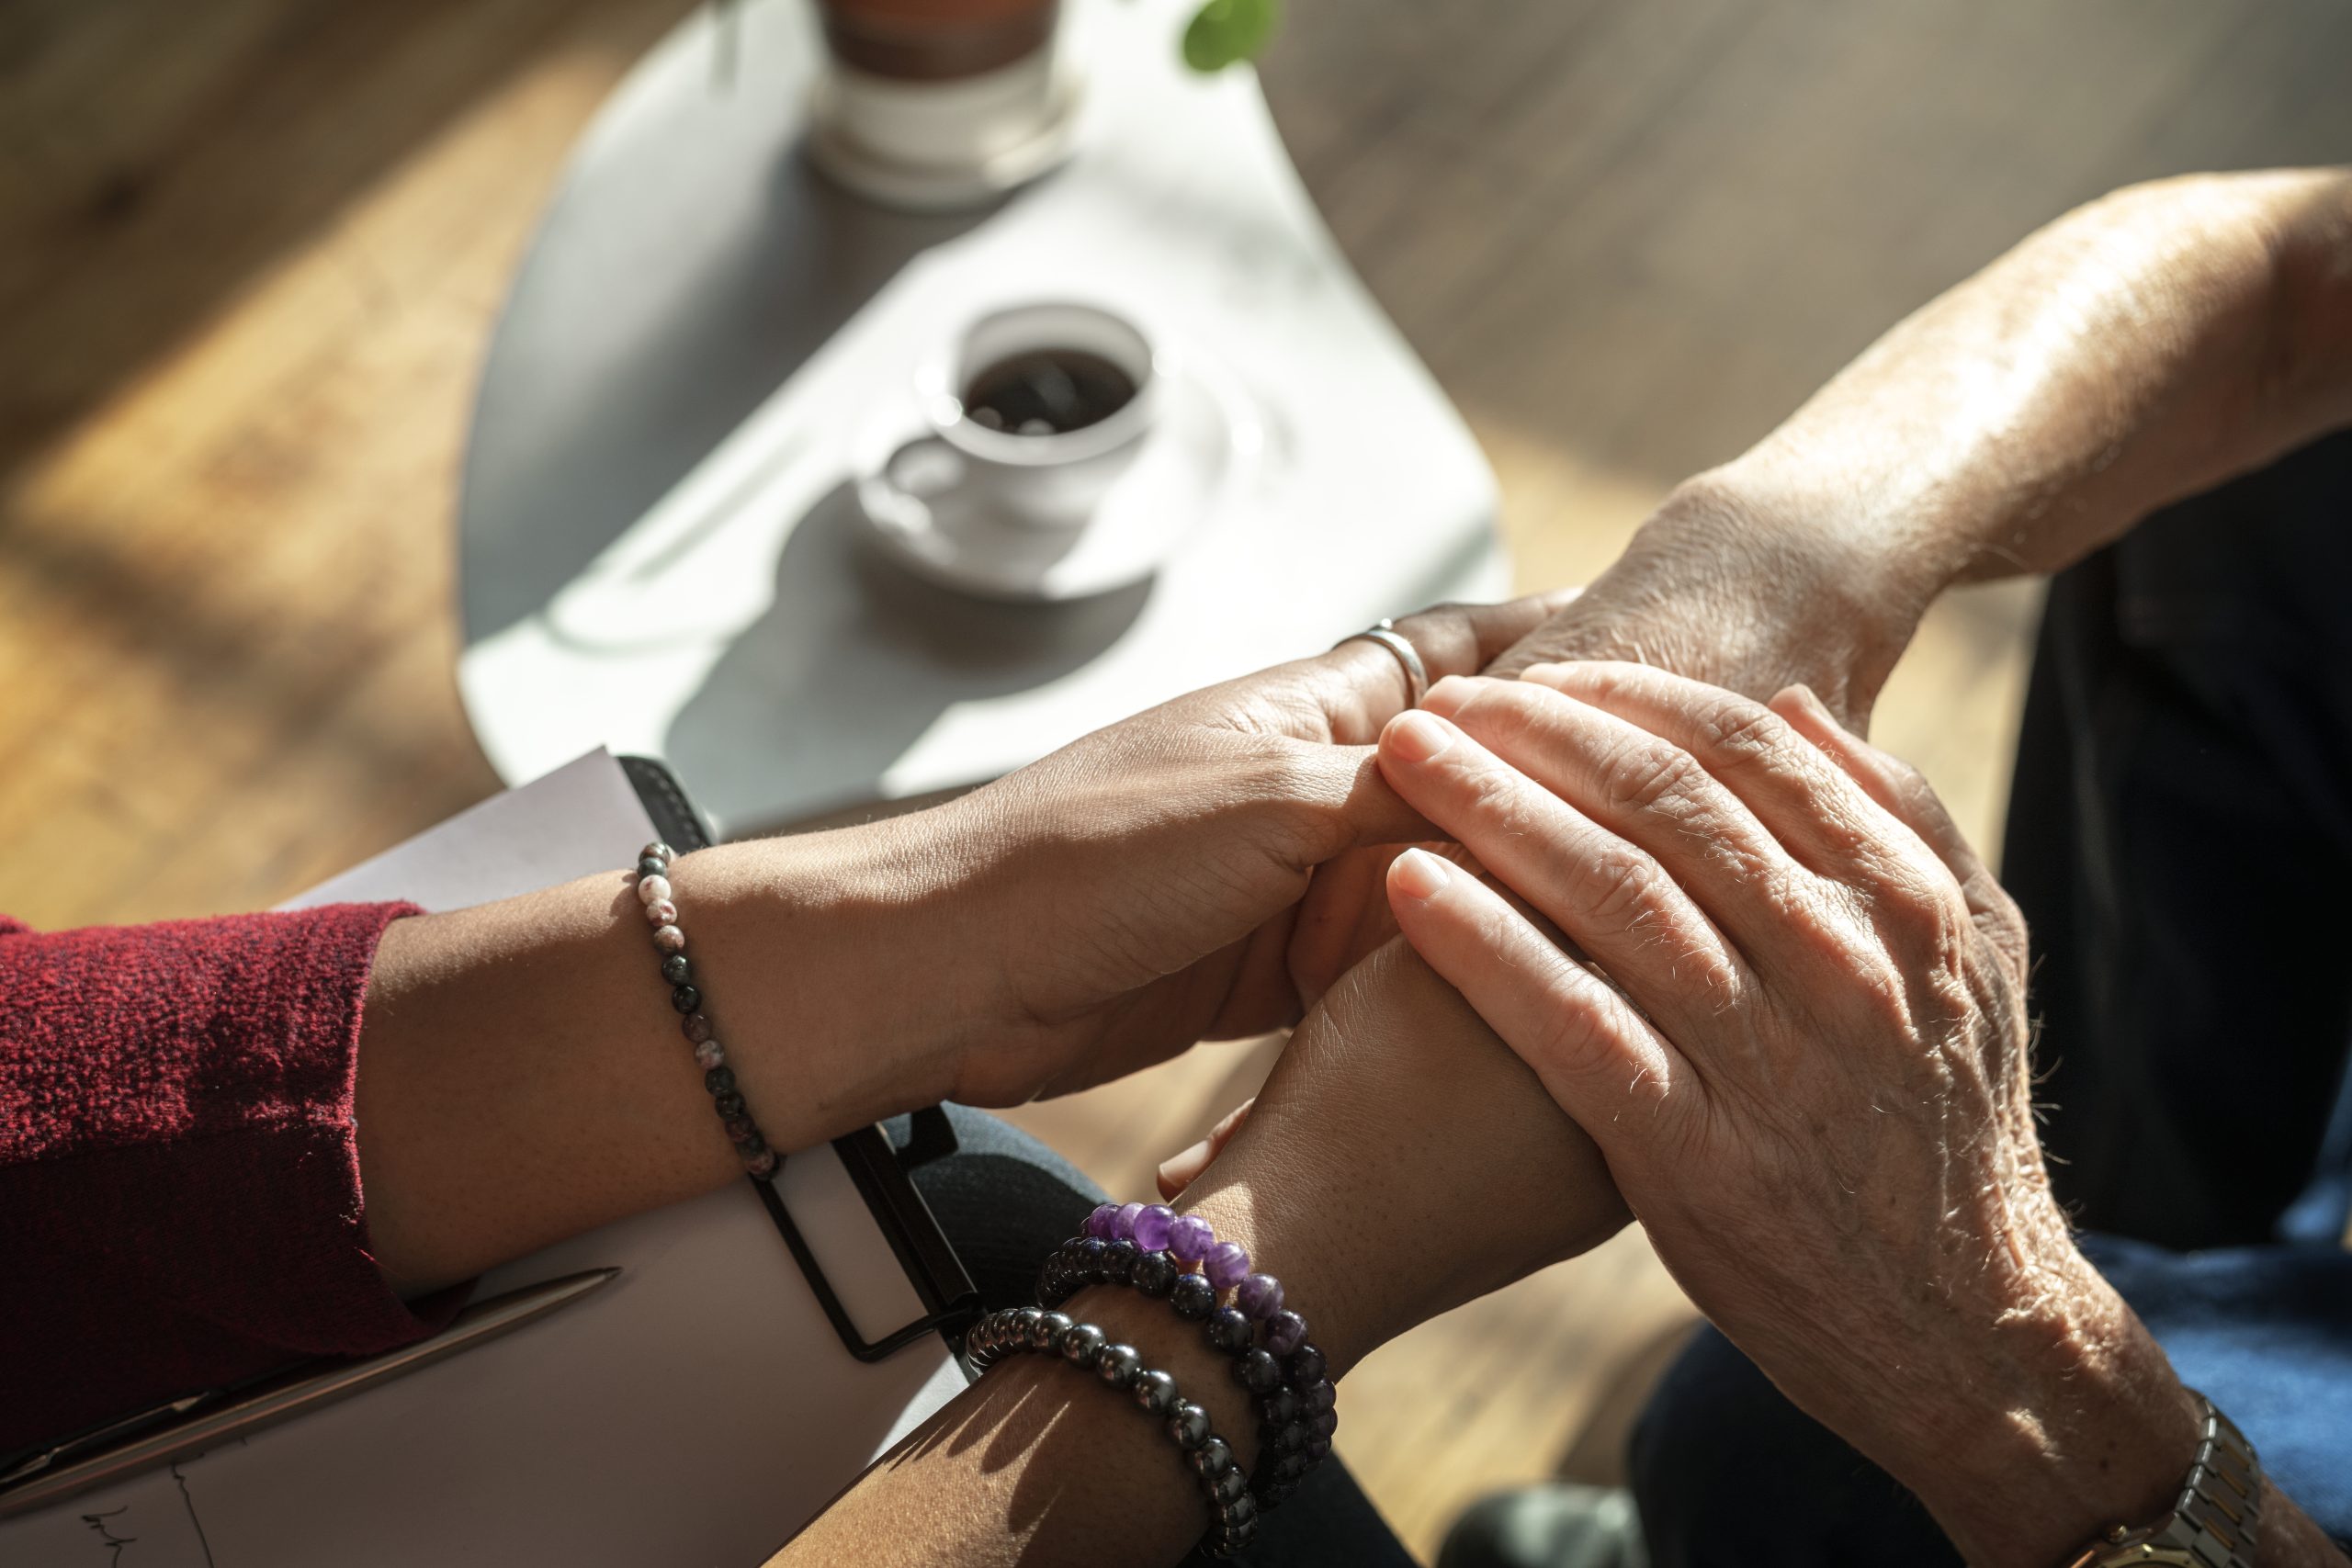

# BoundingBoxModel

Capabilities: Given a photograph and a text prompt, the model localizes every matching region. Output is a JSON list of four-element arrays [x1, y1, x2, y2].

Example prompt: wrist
[[1170, 1163, 1380, 1382], [1877, 1248, 2201, 1568], [1050, 1190, 1351, 1520], [1680, 453, 1935, 695], [1525, 460, 1927, 729], [1162, 942, 1624, 1376], [678, 818, 988, 1144]]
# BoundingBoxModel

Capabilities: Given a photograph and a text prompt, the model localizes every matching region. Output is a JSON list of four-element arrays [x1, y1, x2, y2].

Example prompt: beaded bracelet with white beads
[[633, 840, 779, 1180]]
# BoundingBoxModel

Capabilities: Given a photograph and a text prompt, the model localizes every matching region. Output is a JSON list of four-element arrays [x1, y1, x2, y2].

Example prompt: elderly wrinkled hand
[[1371, 662, 2206, 1568], [1476, 477, 1920, 731]]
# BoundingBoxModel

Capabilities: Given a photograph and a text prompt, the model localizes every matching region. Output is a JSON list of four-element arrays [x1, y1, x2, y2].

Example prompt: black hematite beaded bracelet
[[631, 841, 780, 1181], [1036, 1223, 1338, 1505], [964, 1306, 1261, 1558]]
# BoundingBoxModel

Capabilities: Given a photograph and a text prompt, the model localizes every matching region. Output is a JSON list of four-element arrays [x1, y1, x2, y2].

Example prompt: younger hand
[[893, 594, 1571, 1106]]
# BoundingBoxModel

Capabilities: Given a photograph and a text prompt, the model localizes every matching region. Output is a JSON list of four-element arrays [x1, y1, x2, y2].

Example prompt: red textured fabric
[[0, 902, 458, 1453]]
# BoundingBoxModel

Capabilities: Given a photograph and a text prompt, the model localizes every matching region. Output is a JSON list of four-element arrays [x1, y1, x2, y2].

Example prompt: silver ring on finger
[[1334, 617, 1430, 708]]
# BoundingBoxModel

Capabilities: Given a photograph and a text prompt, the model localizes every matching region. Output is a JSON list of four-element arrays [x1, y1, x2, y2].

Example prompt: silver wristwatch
[[2063, 1391, 2262, 1568]]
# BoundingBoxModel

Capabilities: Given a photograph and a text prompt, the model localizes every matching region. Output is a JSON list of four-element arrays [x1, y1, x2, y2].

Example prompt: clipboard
[[620, 754, 980, 1361], [0, 750, 985, 1565]]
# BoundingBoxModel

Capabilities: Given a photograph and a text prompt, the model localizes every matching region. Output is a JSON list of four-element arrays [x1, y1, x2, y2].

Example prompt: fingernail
[[1158, 1138, 1211, 1189], [1385, 709, 1454, 763], [1391, 847, 1453, 900]]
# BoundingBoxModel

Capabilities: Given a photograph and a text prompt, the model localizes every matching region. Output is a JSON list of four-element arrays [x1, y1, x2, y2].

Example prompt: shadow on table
[[462, 142, 1011, 645], [663, 481, 1150, 835]]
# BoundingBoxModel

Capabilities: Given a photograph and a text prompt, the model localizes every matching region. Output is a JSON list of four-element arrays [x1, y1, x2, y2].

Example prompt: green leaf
[[1182, 0, 1281, 72]]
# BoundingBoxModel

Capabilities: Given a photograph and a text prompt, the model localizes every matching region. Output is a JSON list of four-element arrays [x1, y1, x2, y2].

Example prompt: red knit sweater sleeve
[[0, 903, 460, 1454]]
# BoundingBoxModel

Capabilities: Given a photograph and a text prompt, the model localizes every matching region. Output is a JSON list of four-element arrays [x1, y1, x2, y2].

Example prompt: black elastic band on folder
[[620, 756, 982, 1361], [753, 1135, 980, 1361]]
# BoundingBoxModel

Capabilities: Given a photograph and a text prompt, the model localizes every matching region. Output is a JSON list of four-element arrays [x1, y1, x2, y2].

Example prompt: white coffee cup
[[884, 301, 1159, 532]]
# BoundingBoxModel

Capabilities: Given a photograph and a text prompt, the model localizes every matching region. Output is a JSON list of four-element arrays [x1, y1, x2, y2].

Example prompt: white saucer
[[855, 350, 1259, 602]]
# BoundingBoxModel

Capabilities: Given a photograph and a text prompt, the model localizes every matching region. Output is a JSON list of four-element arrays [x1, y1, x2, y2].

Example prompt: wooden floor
[[6, 0, 2349, 1559]]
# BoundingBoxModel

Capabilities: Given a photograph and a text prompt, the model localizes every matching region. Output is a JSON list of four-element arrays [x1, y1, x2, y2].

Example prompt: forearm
[[780, 944, 1630, 1566], [345, 592, 1571, 1297], [1487, 168, 2352, 721], [773, 1182, 1304, 1568], [355, 829, 978, 1293], [1739, 167, 2352, 604]]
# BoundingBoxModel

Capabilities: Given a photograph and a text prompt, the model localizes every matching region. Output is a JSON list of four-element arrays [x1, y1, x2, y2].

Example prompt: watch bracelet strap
[[2155, 1393, 2261, 1567], [2070, 1390, 2262, 1568]]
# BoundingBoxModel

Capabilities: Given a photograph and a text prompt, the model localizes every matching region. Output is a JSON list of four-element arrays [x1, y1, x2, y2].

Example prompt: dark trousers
[[1628, 432, 2352, 1562], [892, 1104, 1416, 1568]]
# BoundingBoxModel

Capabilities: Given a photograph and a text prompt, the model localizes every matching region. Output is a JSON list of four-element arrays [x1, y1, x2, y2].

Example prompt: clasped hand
[[880, 592, 1569, 1108], [891, 587, 2129, 1477], [1363, 662, 2191, 1566]]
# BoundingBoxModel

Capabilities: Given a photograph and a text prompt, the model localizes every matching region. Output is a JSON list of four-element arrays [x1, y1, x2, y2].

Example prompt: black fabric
[[2003, 430, 2352, 1247], [1629, 1321, 1958, 1568]]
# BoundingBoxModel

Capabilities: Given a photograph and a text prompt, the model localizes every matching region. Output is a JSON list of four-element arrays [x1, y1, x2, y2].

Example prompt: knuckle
[[1867, 857, 1955, 929], [1402, 598, 1469, 628], [1973, 876, 2032, 976], [1251, 750, 1350, 853], [1526, 975, 1621, 1079], [1694, 693, 1791, 766], [1395, 601, 1473, 664], [1876, 881, 1978, 993], [1245, 739, 1314, 798], [1895, 764, 1952, 824], [1834, 948, 1917, 1034], [1783, 888, 1912, 1014], [1597, 736, 1706, 819], [1572, 851, 1662, 930], [1992, 884, 2030, 951], [1885, 750, 1931, 794], [1453, 758, 1542, 836], [1454, 753, 1513, 807], [1459, 673, 1544, 731], [1212, 677, 1314, 741]]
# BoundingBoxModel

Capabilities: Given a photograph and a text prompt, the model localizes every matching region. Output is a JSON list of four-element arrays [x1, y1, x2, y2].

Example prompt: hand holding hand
[[1374, 663, 2202, 1568], [856, 593, 1569, 1109], [1170, 933, 1629, 1376]]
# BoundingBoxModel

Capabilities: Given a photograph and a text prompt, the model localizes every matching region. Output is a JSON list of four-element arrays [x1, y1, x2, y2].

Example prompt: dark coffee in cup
[[962, 349, 1138, 436], [898, 301, 1159, 531]]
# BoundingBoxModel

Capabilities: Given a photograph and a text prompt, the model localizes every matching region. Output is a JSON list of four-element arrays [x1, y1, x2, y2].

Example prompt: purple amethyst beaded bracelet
[[1075, 1201, 1312, 1358], [632, 841, 779, 1181]]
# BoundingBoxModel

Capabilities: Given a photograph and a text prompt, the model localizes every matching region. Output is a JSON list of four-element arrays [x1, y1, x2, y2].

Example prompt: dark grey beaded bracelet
[[632, 841, 780, 1180], [964, 1306, 1260, 1557], [1036, 1229, 1339, 1500]]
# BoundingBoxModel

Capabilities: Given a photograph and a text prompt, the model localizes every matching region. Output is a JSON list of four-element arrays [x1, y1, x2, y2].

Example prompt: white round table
[[457, 0, 1505, 837]]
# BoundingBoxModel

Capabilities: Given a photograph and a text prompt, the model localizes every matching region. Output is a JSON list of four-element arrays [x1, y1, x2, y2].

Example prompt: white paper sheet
[[1, 750, 963, 1567]]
